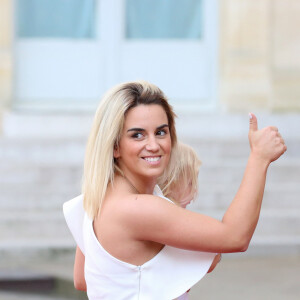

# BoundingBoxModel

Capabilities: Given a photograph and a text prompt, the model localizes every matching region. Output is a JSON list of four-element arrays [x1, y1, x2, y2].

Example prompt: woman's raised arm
[[121, 114, 287, 253]]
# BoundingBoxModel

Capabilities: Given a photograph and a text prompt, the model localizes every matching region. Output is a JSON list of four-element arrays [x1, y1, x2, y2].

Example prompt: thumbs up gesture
[[248, 113, 287, 164]]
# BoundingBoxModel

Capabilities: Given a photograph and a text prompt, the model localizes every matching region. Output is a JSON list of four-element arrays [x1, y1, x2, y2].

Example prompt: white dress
[[63, 185, 215, 300]]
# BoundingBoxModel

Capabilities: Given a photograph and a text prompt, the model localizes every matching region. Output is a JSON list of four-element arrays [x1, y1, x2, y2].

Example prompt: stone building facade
[[220, 0, 300, 112], [1, 0, 300, 118]]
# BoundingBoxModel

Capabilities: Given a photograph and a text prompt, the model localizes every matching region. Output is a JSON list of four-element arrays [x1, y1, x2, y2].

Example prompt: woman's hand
[[207, 253, 222, 273], [248, 113, 287, 164], [74, 246, 87, 291]]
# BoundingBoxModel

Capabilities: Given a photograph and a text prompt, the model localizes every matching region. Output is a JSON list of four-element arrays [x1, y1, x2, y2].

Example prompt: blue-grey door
[[15, 0, 218, 110]]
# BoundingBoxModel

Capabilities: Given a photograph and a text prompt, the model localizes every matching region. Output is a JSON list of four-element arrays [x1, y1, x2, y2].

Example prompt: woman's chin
[[137, 169, 165, 182], [138, 163, 167, 178]]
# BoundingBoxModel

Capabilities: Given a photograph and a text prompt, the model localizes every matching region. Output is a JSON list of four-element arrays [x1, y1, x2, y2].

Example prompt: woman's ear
[[113, 144, 120, 158]]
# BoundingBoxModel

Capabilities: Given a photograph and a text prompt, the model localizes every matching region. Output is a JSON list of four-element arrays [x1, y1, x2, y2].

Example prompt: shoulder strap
[[153, 185, 175, 204]]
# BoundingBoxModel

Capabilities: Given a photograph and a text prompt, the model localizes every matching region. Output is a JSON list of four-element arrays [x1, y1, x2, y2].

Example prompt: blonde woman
[[63, 81, 286, 299]]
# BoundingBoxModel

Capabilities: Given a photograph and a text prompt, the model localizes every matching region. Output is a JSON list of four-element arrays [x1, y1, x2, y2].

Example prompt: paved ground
[[0, 253, 299, 299], [189, 254, 300, 300]]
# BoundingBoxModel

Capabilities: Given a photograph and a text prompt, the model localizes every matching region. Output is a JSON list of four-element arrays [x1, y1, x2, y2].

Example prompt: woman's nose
[[145, 136, 160, 151]]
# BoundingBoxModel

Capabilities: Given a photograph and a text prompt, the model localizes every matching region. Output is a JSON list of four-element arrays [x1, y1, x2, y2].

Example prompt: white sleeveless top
[[63, 185, 215, 300]]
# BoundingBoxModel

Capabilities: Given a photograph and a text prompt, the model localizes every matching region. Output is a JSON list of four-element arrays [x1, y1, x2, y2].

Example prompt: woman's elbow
[[235, 243, 249, 253], [233, 237, 250, 253], [226, 236, 250, 253]]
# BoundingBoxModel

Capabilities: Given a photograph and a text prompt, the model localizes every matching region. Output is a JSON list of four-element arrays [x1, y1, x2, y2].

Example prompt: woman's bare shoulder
[[117, 193, 174, 215], [115, 193, 176, 228]]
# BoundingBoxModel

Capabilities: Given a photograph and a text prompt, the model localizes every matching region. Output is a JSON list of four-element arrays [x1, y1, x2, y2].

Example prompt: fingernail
[[249, 113, 253, 120]]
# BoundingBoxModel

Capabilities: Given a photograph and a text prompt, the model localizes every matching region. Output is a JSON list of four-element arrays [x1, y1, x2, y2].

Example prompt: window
[[126, 0, 203, 39], [16, 0, 96, 38]]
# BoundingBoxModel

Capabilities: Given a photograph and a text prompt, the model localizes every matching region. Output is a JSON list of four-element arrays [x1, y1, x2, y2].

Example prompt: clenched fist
[[248, 113, 287, 164]]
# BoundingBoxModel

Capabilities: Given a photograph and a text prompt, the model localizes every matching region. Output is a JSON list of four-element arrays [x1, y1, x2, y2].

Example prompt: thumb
[[249, 113, 258, 132]]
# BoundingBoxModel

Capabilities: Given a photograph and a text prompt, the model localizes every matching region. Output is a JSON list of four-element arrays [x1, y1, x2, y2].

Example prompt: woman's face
[[114, 104, 172, 181]]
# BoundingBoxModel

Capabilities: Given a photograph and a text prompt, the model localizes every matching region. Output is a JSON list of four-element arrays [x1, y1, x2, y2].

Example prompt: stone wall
[[0, 0, 300, 119], [271, 0, 300, 111], [220, 0, 300, 112]]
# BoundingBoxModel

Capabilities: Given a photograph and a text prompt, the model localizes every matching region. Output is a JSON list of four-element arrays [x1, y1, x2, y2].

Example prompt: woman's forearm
[[221, 113, 286, 252], [222, 153, 269, 251]]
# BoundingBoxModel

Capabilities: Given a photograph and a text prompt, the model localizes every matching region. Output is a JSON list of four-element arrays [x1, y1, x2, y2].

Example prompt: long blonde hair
[[158, 142, 201, 205], [82, 80, 177, 219]]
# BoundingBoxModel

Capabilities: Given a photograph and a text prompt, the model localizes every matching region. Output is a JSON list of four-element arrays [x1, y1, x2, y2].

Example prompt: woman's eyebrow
[[127, 127, 145, 132], [157, 124, 169, 130], [127, 124, 168, 133]]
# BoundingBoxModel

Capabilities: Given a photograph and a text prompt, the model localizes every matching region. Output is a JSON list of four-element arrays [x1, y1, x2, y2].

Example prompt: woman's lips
[[142, 156, 162, 165]]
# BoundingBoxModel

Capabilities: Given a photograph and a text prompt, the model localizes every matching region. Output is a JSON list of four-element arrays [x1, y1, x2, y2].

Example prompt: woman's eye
[[132, 132, 143, 139], [156, 130, 167, 136]]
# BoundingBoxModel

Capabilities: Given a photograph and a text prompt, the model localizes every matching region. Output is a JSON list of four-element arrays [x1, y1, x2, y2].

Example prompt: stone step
[[0, 187, 79, 211], [197, 160, 300, 184], [0, 163, 83, 184], [1, 182, 298, 213], [180, 137, 300, 161], [193, 183, 300, 209], [1, 159, 298, 186], [0, 138, 85, 165], [0, 209, 299, 242], [5, 112, 300, 140], [0, 192, 78, 212], [0, 235, 299, 262], [0, 178, 299, 212], [0, 182, 295, 212], [255, 211, 300, 237], [0, 239, 75, 252], [191, 209, 300, 237], [0, 162, 299, 212], [0, 136, 299, 165], [247, 236, 300, 256], [0, 212, 70, 240], [0, 157, 298, 213]]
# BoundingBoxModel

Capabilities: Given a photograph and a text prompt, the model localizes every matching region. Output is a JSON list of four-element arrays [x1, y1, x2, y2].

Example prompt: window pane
[[16, 0, 96, 38], [126, 0, 203, 39]]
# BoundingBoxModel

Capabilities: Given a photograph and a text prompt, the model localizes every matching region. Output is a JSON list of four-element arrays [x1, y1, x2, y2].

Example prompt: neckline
[[90, 218, 166, 269]]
